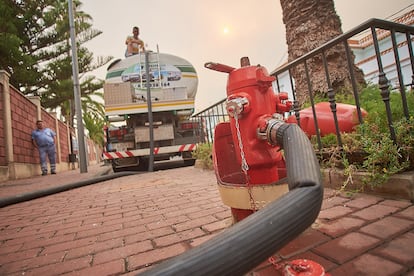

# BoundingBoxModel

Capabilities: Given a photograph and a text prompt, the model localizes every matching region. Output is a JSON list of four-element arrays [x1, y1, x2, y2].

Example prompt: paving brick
[[153, 228, 205, 247], [155, 197, 192, 210], [65, 237, 123, 260], [343, 195, 383, 209], [317, 216, 366, 238], [375, 231, 414, 266], [0, 247, 40, 265], [351, 204, 399, 221], [380, 199, 412, 209], [93, 240, 153, 265], [328, 253, 405, 276], [21, 255, 92, 276], [127, 243, 187, 270], [0, 250, 66, 274], [163, 215, 190, 225], [0, 243, 23, 255], [163, 206, 202, 219], [124, 226, 175, 245], [318, 205, 354, 220], [20, 233, 76, 251], [322, 188, 339, 198], [395, 205, 414, 220], [97, 224, 147, 242], [37, 221, 83, 236], [63, 259, 125, 276], [1, 230, 55, 248], [146, 217, 176, 231], [141, 206, 181, 218], [0, 226, 52, 241], [123, 215, 160, 228], [313, 232, 380, 264], [173, 215, 218, 232], [359, 216, 414, 239], [53, 220, 105, 237], [278, 228, 331, 258], [187, 206, 228, 220], [215, 209, 232, 220], [77, 223, 125, 240], [40, 236, 97, 256], [320, 196, 350, 210], [201, 218, 232, 233], [190, 232, 219, 248]]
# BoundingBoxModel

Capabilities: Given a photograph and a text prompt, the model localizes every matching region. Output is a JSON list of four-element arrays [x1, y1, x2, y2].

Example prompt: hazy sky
[[80, 0, 413, 113]]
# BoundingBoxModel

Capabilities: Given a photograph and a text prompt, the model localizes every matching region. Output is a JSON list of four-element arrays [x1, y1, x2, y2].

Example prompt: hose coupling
[[226, 97, 249, 117], [266, 118, 287, 146]]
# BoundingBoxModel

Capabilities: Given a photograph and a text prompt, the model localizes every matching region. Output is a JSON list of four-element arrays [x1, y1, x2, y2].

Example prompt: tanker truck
[[102, 50, 199, 172]]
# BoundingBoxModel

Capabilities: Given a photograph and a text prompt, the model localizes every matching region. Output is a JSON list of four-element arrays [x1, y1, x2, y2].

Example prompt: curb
[[322, 168, 414, 202]]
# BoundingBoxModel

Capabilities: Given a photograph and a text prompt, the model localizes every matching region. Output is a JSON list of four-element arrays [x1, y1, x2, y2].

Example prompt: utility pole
[[68, 0, 87, 173], [145, 51, 154, 172]]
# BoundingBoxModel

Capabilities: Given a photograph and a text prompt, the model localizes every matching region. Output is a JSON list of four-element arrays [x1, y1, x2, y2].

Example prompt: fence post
[[0, 70, 15, 179], [28, 95, 42, 120]]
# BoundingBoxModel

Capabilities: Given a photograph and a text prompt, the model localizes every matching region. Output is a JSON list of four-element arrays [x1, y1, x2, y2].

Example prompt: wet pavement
[[0, 163, 413, 275]]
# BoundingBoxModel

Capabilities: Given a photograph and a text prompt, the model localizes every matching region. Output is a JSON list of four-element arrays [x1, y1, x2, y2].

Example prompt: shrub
[[192, 143, 213, 169]]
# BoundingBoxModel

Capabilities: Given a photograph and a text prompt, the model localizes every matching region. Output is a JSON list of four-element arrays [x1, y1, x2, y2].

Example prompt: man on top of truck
[[125, 26, 145, 57]]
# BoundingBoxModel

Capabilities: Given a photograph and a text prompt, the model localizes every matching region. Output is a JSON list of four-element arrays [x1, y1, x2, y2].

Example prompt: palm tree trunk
[[280, 0, 365, 106]]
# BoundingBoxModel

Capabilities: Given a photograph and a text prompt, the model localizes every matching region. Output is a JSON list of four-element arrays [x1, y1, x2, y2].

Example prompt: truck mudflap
[[103, 144, 196, 160]]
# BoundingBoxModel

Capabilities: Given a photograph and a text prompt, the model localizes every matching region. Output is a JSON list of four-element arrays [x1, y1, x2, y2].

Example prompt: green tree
[[0, 0, 112, 140], [0, 0, 39, 89], [38, 0, 112, 128], [83, 109, 105, 145]]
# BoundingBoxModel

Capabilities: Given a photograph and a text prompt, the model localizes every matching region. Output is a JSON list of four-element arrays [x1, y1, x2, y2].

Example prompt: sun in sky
[[223, 26, 230, 34]]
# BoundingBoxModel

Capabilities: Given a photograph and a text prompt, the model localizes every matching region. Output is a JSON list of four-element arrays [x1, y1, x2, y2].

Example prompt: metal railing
[[192, 18, 414, 149]]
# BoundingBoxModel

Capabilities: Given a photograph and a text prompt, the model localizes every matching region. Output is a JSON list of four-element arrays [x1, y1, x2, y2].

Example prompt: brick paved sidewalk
[[0, 162, 113, 198], [0, 166, 413, 275]]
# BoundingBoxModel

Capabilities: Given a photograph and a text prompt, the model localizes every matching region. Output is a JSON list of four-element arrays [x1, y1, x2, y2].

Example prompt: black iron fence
[[192, 18, 414, 151]]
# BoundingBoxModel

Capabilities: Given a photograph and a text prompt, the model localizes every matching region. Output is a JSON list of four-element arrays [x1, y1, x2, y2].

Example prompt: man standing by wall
[[31, 120, 57, 175]]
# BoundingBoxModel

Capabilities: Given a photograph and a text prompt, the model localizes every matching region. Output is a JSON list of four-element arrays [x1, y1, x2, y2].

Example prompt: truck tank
[[104, 52, 198, 116]]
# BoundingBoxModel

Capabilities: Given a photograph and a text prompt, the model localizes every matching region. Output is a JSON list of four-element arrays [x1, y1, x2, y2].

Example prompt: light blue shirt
[[32, 128, 56, 147]]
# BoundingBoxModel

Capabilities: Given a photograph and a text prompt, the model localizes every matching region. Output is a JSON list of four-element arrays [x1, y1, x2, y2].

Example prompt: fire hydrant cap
[[226, 65, 274, 94], [284, 259, 327, 276]]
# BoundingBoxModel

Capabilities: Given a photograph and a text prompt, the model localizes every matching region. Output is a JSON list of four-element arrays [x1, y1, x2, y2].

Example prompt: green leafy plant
[[192, 143, 213, 169], [316, 86, 414, 189], [358, 121, 410, 188]]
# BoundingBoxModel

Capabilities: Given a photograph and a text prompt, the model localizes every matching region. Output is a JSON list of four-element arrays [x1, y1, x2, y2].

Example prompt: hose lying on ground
[[0, 171, 138, 208], [139, 122, 324, 276]]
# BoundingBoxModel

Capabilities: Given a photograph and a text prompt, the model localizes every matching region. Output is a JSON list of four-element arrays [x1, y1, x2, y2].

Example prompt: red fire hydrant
[[205, 57, 329, 276], [205, 57, 292, 222]]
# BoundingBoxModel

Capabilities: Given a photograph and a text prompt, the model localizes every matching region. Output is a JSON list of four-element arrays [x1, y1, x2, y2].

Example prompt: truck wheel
[[112, 163, 123, 173], [136, 158, 149, 171], [184, 159, 196, 166]]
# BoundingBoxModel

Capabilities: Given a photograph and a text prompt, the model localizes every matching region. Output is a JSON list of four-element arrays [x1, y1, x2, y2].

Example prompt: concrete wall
[[0, 70, 101, 181]]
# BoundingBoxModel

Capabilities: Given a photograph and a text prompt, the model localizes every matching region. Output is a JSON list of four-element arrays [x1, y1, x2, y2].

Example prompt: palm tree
[[279, 0, 365, 106], [32, 0, 112, 133]]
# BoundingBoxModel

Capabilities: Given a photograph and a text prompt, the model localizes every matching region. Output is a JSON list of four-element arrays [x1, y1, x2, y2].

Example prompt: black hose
[[139, 122, 323, 276], [0, 171, 139, 208]]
